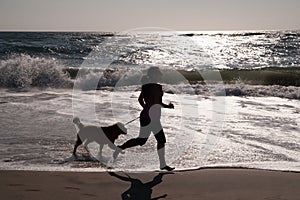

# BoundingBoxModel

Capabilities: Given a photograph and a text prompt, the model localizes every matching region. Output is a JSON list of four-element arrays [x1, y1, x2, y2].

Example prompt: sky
[[0, 0, 299, 31]]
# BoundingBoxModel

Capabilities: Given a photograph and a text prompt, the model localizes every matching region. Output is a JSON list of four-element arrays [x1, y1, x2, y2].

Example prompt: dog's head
[[107, 122, 127, 142], [73, 117, 80, 125], [115, 122, 127, 135]]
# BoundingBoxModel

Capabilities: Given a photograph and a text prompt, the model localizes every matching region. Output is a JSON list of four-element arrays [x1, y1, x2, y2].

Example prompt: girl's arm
[[160, 86, 174, 109], [161, 102, 174, 109], [138, 92, 145, 108]]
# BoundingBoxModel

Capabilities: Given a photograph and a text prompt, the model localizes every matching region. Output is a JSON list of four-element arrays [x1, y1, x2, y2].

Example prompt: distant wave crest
[[224, 84, 300, 100]]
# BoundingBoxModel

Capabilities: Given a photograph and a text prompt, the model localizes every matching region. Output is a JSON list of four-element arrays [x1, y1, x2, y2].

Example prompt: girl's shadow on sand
[[109, 172, 172, 200]]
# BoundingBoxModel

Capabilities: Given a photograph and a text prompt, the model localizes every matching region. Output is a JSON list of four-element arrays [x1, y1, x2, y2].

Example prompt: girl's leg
[[113, 138, 146, 159], [155, 129, 174, 171], [119, 138, 148, 149], [157, 143, 167, 168], [158, 146, 174, 171], [113, 126, 150, 159]]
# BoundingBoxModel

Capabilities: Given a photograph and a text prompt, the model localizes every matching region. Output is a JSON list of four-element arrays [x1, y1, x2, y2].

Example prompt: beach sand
[[1, 168, 299, 200]]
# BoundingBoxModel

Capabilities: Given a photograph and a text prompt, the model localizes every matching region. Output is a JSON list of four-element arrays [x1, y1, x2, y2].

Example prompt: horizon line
[[0, 28, 299, 33]]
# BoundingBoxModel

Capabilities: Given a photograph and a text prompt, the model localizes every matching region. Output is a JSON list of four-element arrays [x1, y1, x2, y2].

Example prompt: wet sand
[[1, 168, 299, 200]]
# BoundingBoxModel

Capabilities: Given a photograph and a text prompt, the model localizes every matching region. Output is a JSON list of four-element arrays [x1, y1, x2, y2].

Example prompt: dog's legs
[[73, 135, 83, 156], [98, 143, 104, 158], [83, 141, 91, 155], [108, 142, 118, 151]]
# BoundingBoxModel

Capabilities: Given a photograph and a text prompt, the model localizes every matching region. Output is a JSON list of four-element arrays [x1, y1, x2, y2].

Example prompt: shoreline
[[1, 165, 300, 174], [1, 168, 299, 200]]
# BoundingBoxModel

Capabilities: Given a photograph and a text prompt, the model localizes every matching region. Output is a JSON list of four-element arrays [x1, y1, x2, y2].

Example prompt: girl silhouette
[[114, 67, 175, 171]]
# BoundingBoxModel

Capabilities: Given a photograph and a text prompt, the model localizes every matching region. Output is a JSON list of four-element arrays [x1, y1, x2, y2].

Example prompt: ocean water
[[0, 30, 299, 69], [0, 31, 299, 172]]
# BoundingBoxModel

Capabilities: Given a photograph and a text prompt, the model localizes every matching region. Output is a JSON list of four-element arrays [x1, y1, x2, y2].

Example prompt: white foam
[[0, 89, 299, 172]]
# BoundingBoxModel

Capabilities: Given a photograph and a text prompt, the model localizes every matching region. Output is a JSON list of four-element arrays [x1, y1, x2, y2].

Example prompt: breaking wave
[[0, 54, 72, 89], [0, 54, 299, 99]]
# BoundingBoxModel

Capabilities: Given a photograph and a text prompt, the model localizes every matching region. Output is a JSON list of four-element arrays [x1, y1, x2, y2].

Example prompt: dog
[[72, 117, 127, 158]]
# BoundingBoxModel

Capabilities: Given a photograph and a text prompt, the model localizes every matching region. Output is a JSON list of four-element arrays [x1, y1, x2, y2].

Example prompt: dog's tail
[[73, 117, 84, 130]]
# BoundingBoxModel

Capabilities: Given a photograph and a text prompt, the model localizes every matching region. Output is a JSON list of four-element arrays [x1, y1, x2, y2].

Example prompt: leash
[[124, 116, 140, 126]]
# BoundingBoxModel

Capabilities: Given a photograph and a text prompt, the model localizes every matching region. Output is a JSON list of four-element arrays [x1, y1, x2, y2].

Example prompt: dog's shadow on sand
[[56, 154, 113, 168], [109, 172, 172, 200]]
